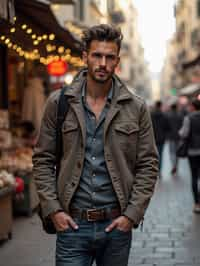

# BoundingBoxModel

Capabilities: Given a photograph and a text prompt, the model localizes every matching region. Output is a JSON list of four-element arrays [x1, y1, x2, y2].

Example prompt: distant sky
[[133, 0, 177, 73]]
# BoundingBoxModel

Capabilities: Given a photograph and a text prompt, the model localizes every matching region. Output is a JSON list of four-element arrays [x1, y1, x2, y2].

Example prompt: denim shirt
[[70, 83, 118, 209]]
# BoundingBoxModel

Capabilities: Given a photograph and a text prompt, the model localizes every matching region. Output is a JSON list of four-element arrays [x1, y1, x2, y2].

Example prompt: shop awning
[[179, 83, 200, 96], [0, 0, 82, 62]]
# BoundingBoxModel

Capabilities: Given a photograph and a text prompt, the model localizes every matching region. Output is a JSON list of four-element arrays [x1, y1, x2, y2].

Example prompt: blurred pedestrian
[[33, 24, 158, 266], [179, 98, 200, 213], [151, 100, 170, 174], [167, 103, 183, 175]]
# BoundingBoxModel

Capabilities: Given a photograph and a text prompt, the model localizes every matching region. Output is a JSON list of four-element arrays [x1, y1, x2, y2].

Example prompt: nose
[[100, 56, 106, 66]]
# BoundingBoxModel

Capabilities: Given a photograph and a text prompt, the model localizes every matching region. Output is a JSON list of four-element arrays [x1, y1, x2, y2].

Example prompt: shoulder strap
[[56, 86, 69, 178]]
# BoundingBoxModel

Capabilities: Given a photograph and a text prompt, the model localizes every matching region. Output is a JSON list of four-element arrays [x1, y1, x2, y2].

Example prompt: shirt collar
[[82, 80, 114, 104]]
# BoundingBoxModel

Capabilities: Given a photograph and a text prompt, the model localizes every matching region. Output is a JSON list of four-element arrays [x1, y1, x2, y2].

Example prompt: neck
[[86, 75, 112, 99]]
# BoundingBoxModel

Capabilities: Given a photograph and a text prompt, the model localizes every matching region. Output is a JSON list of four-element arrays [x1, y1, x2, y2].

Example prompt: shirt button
[[92, 173, 96, 177], [93, 138, 96, 142], [92, 156, 96, 160]]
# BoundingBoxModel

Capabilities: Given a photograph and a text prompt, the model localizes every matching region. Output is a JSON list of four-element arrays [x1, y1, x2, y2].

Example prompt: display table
[[0, 186, 13, 240]]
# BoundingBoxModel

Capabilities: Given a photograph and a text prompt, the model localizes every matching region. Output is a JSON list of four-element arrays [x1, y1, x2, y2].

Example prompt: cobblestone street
[[0, 144, 200, 266]]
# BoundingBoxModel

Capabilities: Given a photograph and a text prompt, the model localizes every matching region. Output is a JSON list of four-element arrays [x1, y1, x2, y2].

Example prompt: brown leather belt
[[70, 207, 121, 222]]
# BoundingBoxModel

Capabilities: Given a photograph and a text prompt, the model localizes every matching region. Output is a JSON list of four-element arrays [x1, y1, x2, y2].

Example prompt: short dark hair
[[191, 98, 200, 110], [82, 24, 123, 52]]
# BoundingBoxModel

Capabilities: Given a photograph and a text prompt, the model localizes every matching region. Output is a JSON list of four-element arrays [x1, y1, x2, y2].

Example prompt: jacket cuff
[[123, 205, 144, 228], [41, 200, 63, 218]]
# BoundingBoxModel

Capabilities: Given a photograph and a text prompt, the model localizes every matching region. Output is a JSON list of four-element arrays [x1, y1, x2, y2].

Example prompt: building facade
[[161, 0, 200, 98]]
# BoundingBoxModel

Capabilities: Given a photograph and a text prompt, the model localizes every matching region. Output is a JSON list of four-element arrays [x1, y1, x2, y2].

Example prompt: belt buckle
[[86, 208, 104, 222]]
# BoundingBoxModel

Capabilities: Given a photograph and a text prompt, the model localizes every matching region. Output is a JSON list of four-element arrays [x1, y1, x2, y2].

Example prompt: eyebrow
[[91, 51, 117, 56]]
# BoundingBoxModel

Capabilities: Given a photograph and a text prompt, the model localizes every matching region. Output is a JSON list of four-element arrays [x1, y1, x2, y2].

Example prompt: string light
[[49, 34, 55, 40], [21, 24, 27, 30], [58, 46, 64, 54], [42, 34, 48, 40], [5, 38, 10, 44], [0, 15, 83, 67], [10, 28, 16, 33], [33, 40, 39, 45], [26, 28, 32, 34]]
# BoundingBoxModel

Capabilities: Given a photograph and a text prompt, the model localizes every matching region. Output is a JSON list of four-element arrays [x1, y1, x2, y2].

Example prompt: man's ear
[[82, 51, 88, 65], [116, 56, 120, 67]]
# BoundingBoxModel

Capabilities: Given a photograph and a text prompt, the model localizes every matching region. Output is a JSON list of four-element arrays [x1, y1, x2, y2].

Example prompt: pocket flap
[[62, 121, 78, 133], [115, 123, 139, 135]]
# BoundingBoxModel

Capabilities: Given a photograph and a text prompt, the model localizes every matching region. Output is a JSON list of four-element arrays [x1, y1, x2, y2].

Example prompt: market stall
[[0, 110, 38, 219]]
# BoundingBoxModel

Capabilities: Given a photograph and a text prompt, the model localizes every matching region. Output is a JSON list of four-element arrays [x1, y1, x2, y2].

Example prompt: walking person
[[151, 100, 170, 174], [179, 98, 200, 213], [167, 103, 183, 175], [33, 24, 158, 266]]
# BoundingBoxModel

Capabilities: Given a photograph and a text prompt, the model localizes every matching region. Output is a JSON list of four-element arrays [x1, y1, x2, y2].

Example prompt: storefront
[[0, 0, 83, 241]]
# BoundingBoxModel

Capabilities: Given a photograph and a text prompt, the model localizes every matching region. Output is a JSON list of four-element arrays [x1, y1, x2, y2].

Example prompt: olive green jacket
[[33, 69, 158, 226]]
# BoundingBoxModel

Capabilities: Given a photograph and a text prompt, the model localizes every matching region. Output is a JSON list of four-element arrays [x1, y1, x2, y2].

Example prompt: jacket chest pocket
[[114, 122, 139, 150], [62, 121, 79, 148]]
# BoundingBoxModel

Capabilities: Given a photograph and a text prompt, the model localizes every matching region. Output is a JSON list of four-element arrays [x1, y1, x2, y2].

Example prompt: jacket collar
[[64, 68, 133, 104]]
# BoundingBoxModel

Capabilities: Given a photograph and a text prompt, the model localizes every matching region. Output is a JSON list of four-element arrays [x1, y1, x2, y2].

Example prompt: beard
[[89, 67, 113, 83]]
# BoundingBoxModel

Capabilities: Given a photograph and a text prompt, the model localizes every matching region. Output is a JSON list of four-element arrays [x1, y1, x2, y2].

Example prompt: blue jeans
[[56, 218, 132, 266], [157, 143, 164, 170]]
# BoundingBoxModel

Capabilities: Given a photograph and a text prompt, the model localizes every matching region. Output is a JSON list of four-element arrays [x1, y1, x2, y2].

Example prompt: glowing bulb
[[49, 34, 55, 40], [19, 51, 24, 56], [37, 36, 42, 41], [58, 46, 64, 54], [1, 36, 5, 40], [13, 44, 17, 50], [27, 28, 32, 34], [33, 40, 39, 45], [22, 24, 27, 30], [10, 28, 16, 33], [65, 54, 71, 61], [65, 48, 71, 54], [32, 34, 36, 39], [46, 44, 52, 52], [33, 49, 38, 53], [5, 38, 10, 44], [16, 47, 22, 52], [8, 43, 12, 48], [42, 34, 47, 40]]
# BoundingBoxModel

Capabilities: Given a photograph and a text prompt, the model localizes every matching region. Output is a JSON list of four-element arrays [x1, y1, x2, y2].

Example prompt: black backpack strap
[[55, 86, 69, 178]]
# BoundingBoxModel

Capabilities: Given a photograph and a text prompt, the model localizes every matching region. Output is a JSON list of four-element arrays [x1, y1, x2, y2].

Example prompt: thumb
[[105, 220, 117, 232], [67, 216, 79, 230]]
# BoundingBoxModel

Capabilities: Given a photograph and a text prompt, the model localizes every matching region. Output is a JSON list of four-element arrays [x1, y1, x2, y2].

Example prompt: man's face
[[82, 40, 120, 83]]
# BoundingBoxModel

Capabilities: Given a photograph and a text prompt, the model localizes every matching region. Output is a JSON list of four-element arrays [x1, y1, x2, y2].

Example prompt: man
[[33, 24, 158, 266], [151, 100, 170, 173], [179, 98, 200, 213]]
